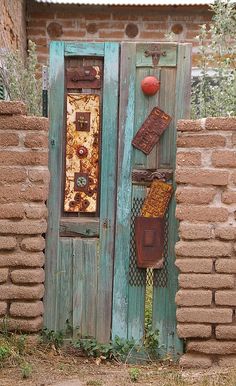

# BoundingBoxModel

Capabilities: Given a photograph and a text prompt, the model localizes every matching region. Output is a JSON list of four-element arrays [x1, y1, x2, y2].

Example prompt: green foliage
[[73, 331, 159, 363], [129, 367, 140, 382], [73, 335, 137, 362], [0, 40, 42, 116], [21, 362, 32, 379], [191, 0, 236, 118], [16, 335, 26, 355], [40, 327, 64, 349], [144, 325, 159, 358], [0, 345, 11, 364]]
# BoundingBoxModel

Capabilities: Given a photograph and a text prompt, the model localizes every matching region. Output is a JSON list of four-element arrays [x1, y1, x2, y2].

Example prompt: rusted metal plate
[[132, 169, 173, 184], [76, 112, 91, 132], [141, 180, 173, 218], [135, 216, 165, 269], [66, 66, 101, 89], [64, 93, 100, 213], [132, 107, 172, 155]]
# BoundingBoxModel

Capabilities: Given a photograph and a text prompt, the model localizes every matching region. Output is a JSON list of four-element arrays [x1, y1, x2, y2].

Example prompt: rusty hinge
[[144, 46, 167, 67]]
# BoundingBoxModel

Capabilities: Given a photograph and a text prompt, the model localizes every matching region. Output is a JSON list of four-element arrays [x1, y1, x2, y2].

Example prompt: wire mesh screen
[[153, 211, 169, 288], [128, 196, 169, 288], [129, 196, 146, 286]]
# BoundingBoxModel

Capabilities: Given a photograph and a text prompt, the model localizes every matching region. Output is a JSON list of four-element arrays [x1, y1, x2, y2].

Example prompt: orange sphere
[[141, 76, 160, 96]]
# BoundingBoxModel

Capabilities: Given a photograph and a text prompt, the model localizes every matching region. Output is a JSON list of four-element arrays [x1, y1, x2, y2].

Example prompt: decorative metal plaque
[[141, 180, 173, 218], [64, 93, 100, 213], [132, 169, 173, 184], [66, 66, 101, 89], [132, 107, 172, 155], [135, 216, 165, 269]]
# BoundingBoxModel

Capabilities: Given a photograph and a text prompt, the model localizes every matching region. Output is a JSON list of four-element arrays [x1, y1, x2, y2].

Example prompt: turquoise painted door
[[45, 42, 119, 342], [112, 43, 191, 358], [45, 42, 191, 354]]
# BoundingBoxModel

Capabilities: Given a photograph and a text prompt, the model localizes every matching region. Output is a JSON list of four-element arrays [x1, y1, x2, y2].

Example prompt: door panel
[[45, 42, 119, 342], [112, 42, 191, 358]]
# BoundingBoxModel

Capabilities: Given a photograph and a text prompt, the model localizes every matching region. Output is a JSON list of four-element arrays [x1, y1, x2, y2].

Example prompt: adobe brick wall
[[0, 0, 27, 57], [175, 116, 236, 368], [0, 101, 49, 333], [26, 1, 212, 68]]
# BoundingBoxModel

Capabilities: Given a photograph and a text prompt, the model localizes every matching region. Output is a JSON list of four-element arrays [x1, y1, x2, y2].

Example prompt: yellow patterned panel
[[64, 93, 100, 213], [141, 180, 173, 218]]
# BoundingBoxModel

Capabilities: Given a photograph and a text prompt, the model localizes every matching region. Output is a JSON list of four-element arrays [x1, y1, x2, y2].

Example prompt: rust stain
[[64, 93, 100, 213]]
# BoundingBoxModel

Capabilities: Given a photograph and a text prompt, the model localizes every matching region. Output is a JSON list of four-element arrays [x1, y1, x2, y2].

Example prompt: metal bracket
[[132, 169, 173, 185], [144, 47, 167, 67]]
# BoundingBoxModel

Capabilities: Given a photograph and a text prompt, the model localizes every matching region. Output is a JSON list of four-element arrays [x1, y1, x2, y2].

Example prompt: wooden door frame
[[44, 42, 119, 342]]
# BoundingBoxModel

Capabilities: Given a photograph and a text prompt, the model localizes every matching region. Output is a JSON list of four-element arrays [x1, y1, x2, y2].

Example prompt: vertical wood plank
[[81, 239, 98, 338], [127, 185, 146, 341], [147, 67, 160, 170], [57, 238, 73, 331], [72, 239, 84, 337], [158, 69, 176, 168], [152, 44, 192, 359], [44, 41, 65, 330], [133, 67, 149, 169], [112, 43, 136, 340], [96, 42, 119, 342]]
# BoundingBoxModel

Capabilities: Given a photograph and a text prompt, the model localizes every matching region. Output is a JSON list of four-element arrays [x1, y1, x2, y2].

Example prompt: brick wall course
[[175, 259, 213, 273], [26, 2, 212, 68], [176, 187, 216, 204], [176, 116, 236, 368], [180, 353, 213, 368], [0, 101, 49, 332], [179, 223, 214, 240], [177, 324, 212, 339]]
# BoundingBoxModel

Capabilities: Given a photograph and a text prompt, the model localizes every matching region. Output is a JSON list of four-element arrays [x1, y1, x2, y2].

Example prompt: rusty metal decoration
[[76, 112, 91, 132], [64, 93, 100, 213], [135, 216, 165, 269], [132, 169, 173, 184], [141, 180, 173, 218], [132, 107, 172, 155], [144, 46, 167, 67], [66, 66, 101, 89], [141, 76, 160, 96]]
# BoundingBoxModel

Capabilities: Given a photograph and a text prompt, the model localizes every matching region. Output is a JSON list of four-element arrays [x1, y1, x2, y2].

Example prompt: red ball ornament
[[141, 76, 160, 96]]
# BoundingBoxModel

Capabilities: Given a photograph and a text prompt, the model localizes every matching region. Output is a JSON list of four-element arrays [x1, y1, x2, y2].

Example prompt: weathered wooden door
[[45, 41, 191, 356], [44, 42, 119, 342], [112, 43, 191, 358]]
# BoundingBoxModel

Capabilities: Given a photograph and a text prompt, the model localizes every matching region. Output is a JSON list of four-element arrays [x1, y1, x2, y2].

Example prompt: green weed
[[21, 362, 32, 379], [0, 345, 11, 364], [129, 367, 140, 382], [40, 327, 64, 349]]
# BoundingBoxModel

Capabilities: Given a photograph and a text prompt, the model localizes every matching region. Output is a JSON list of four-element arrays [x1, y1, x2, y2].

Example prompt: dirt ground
[[1, 344, 236, 386]]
